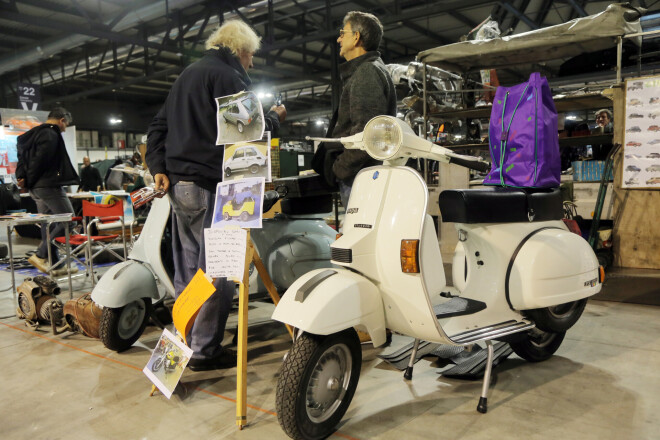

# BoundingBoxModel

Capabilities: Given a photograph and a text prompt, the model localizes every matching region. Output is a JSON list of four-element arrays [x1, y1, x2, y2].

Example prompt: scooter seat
[[439, 187, 563, 223]]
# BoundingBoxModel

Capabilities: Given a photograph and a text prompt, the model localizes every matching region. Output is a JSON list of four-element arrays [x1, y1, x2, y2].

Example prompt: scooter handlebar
[[446, 154, 491, 173]]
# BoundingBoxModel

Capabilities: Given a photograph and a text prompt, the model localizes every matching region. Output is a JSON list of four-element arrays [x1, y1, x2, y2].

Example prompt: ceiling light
[[110, 118, 122, 124]]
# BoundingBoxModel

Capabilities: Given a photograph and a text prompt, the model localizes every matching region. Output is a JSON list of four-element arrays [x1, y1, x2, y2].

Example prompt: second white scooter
[[272, 115, 603, 440]]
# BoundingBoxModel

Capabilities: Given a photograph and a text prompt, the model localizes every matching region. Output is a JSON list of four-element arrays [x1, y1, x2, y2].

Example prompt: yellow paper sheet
[[172, 269, 216, 345]]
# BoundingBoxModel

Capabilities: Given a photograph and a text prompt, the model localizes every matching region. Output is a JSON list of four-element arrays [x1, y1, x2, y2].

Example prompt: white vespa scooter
[[272, 115, 603, 440], [91, 173, 337, 352]]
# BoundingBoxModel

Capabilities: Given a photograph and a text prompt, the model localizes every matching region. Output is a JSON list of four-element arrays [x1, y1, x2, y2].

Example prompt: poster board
[[622, 76, 660, 189]]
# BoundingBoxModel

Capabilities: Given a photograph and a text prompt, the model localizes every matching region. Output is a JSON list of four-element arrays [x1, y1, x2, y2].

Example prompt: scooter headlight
[[363, 116, 402, 160]]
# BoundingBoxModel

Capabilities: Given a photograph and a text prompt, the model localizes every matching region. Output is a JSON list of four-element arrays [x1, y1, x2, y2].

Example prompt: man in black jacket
[[331, 11, 397, 207], [146, 19, 286, 371], [16, 107, 80, 274], [79, 156, 103, 191]]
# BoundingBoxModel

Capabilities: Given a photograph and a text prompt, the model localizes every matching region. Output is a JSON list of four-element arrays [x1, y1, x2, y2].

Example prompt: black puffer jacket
[[16, 124, 79, 189], [146, 47, 280, 191]]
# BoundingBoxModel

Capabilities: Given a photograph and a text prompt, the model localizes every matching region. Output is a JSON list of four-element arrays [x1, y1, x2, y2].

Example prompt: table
[[1, 213, 74, 299]]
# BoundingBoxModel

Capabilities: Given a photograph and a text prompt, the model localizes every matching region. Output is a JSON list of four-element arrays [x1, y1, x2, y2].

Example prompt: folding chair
[[53, 199, 127, 284]]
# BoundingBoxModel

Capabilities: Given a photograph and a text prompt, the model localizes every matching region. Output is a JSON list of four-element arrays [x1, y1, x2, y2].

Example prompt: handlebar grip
[[448, 156, 491, 173]]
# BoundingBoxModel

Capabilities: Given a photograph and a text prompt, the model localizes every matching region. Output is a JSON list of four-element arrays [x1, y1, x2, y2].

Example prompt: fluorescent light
[[315, 120, 324, 126], [566, 115, 577, 120], [110, 118, 122, 124]]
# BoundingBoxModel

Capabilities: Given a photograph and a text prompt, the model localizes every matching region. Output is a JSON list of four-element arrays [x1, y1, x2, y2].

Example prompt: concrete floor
[[1, 230, 659, 440]]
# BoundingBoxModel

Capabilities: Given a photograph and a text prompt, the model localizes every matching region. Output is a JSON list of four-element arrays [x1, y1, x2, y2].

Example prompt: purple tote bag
[[484, 72, 560, 188]]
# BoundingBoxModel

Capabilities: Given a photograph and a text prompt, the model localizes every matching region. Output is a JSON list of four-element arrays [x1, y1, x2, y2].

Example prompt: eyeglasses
[[338, 29, 356, 37]]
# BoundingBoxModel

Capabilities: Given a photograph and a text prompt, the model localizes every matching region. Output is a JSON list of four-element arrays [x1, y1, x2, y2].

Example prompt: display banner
[[17, 83, 41, 111]]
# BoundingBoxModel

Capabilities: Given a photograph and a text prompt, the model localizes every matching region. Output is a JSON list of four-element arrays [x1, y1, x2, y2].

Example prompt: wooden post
[[236, 230, 253, 430]]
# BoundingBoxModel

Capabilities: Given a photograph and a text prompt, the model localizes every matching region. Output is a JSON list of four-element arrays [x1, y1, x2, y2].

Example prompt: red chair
[[54, 200, 127, 284]]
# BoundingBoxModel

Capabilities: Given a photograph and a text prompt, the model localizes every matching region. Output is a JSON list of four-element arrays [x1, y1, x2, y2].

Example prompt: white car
[[221, 96, 259, 133], [225, 145, 267, 176]]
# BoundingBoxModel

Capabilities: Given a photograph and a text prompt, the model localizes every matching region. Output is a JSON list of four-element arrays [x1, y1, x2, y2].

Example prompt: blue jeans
[[170, 182, 235, 360], [29, 187, 75, 260]]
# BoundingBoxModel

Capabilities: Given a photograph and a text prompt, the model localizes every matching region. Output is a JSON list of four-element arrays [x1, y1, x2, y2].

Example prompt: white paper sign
[[204, 227, 247, 279], [297, 154, 305, 167]]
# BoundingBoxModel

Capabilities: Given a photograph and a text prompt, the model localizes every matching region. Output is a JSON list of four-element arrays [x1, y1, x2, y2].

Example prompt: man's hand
[[17, 178, 25, 189], [270, 104, 287, 122], [154, 173, 170, 193]]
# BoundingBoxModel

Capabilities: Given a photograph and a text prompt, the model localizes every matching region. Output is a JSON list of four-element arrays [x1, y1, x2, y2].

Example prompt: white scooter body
[[91, 195, 174, 308], [273, 130, 601, 349]]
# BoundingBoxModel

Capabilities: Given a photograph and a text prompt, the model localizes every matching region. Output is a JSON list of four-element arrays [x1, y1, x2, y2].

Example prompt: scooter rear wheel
[[510, 328, 565, 363], [276, 329, 361, 440], [524, 299, 588, 333], [99, 298, 152, 352]]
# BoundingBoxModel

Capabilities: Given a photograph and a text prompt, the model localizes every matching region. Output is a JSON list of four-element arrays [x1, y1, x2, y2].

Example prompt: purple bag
[[484, 72, 560, 188]]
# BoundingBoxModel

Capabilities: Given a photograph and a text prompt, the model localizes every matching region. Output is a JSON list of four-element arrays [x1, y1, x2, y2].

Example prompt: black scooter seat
[[439, 187, 563, 223]]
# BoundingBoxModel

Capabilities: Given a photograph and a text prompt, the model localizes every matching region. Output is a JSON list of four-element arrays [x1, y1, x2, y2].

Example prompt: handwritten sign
[[172, 269, 216, 344], [204, 227, 247, 280]]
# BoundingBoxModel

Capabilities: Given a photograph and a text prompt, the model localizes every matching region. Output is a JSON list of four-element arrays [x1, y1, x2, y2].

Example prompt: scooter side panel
[[91, 261, 161, 308], [271, 268, 388, 347], [508, 228, 601, 309]]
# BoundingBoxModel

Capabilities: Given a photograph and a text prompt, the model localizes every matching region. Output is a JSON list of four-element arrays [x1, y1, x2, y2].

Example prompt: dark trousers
[[29, 186, 74, 260]]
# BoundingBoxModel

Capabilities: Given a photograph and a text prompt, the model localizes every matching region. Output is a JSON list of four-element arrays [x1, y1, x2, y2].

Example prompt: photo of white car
[[225, 144, 267, 176], [220, 95, 260, 134]]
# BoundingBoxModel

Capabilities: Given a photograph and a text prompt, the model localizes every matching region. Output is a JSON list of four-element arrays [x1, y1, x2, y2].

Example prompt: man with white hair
[[146, 20, 286, 371]]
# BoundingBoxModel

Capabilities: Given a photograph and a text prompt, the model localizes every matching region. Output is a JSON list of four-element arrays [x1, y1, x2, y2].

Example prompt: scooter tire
[[524, 299, 588, 333], [151, 356, 164, 372], [276, 329, 361, 440], [510, 328, 565, 363], [99, 298, 152, 352]]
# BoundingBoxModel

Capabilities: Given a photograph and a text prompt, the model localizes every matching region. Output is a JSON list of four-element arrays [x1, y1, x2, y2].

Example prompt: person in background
[[592, 108, 614, 160], [146, 19, 286, 372], [331, 11, 397, 207], [79, 156, 103, 191], [15, 107, 79, 275]]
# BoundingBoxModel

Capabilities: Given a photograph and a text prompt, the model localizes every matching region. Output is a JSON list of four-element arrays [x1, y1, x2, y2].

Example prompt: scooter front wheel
[[99, 298, 152, 352], [510, 328, 565, 363], [151, 356, 164, 372], [276, 328, 361, 440]]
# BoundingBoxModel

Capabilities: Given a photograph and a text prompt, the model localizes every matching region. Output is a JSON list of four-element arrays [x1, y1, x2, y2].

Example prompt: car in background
[[646, 177, 660, 185], [3, 115, 41, 132], [647, 152, 660, 158], [220, 95, 259, 134], [648, 125, 660, 132], [626, 126, 641, 133], [628, 113, 644, 119], [628, 99, 642, 106], [626, 141, 642, 147], [646, 164, 660, 172], [224, 144, 267, 176], [626, 165, 641, 172]]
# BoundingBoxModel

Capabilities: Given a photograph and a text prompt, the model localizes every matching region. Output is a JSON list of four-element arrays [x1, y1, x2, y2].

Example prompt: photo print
[[143, 328, 193, 399], [223, 131, 272, 182], [215, 91, 265, 145], [211, 177, 265, 229]]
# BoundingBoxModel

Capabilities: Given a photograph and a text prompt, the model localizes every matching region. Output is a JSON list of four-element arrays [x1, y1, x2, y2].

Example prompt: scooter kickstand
[[477, 340, 494, 413], [403, 339, 420, 380]]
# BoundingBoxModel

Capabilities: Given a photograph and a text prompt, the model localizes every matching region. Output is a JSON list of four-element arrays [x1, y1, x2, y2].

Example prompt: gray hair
[[343, 11, 383, 51], [48, 107, 72, 125], [595, 109, 613, 120], [205, 20, 261, 55]]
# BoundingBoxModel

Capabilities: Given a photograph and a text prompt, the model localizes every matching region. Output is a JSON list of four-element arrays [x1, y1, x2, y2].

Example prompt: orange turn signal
[[400, 239, 420, 273], [599, 266, 605, 283]]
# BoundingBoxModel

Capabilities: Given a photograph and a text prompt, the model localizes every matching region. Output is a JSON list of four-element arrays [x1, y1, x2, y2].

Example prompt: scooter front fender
[[91, 261, 161, 308], [272, 268, 387, 346]]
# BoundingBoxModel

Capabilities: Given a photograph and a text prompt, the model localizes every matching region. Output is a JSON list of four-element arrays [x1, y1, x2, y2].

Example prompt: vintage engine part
[[63, 294, 102, 338], [16, 277, 64, 327]]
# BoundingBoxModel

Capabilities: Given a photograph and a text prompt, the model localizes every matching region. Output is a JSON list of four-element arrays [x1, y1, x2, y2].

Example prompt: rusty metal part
[[16, 278, 40, 321], [32, 275, 61, 296], [63, 294, 102, 339], [36, 295, 63, 325]]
